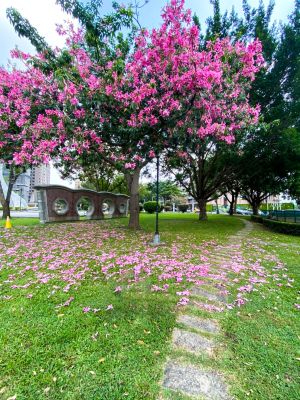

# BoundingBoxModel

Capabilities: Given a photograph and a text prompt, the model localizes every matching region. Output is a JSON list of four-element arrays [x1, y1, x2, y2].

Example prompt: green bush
[[281, 202, 295, 210], [143, 201, 162, 214], [206, 204, 213, 212], [178, 204, 189, 213], [139, 204, 144, 212], [252, 214, 300, 235], [262, 218, 300, 235]]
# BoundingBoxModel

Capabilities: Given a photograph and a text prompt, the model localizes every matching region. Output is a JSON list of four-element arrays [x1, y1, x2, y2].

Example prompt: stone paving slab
[[190, 287, 226, 303], [172, 328, 215, 355], [163, 362, 232, 399], [177, 315, 220, 334]]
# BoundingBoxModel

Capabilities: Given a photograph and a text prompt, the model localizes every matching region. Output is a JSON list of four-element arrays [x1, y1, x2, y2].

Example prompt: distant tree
[[222, 179, 241, 215], [138, 183, 152, 203], [289, 172, 300, 206], [147, 180, 184, 205], [238, 124, 300, 215], [166, 138, 239, 220], [270, 1, 300, 129], [203, 0, 300, 217], [60, 156, 128, 194]]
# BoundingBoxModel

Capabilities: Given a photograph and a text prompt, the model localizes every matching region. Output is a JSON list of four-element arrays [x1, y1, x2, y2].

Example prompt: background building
[[29, 164, 51, 203], [0, 163, 51, 207]]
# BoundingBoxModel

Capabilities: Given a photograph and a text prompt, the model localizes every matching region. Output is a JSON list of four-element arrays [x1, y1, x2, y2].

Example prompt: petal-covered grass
[[0, 214, 299, 400], [219, 225, 300, 400]]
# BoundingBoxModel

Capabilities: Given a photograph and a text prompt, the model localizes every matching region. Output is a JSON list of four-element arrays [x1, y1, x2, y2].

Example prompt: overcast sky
[[0, 0, 295, 186]]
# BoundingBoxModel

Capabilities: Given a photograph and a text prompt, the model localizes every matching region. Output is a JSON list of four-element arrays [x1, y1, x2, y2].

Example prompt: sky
[[0, 0, 295, 185]]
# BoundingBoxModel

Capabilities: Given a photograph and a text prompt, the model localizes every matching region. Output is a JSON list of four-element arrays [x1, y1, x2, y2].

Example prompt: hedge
[[143, 201, 162, 214], [251, 215, 264, 223], [251, 215, 300, 235]]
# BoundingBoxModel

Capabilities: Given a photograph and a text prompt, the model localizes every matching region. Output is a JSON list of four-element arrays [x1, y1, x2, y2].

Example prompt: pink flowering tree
[[106, 0, 264, 221], [0, 66, 61, 218]]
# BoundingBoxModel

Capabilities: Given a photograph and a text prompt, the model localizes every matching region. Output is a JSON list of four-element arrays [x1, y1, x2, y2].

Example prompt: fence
[[269, 210, 300, 224]]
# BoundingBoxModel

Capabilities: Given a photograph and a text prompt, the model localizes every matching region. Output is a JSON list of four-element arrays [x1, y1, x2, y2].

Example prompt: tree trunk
[[229, 192, 239, 215], [0, 178, 11, 220], [252, 203, 259, 216], [125, 168, 141, 230], [2, 200, 11, 219], [233, 195, 238, 214], [198, 199, 207, 221]]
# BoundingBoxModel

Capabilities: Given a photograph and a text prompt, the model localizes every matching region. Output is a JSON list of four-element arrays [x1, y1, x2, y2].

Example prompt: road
[[0, 210, 39, 218]]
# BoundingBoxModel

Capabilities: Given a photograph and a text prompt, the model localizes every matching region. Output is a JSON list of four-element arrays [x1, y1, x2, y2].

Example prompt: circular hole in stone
[[53, 198, 69, 216], [119, 203, 126, 214], [76, 196, 94, 217], [102, 199, 115, 216]]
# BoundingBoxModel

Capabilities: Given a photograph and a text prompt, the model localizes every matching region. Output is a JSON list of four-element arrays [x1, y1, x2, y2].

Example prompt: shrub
[[206, 204, 213, 212], [139, 204, 144, 212], [163, 206, 172, 212], [253, 217, 300, 235], [251, 215, 264, 223], [143, 201, 162, 214], [281, 202, 295, 210], [263, 219, 300, 235], [178, 204, 189, 213]]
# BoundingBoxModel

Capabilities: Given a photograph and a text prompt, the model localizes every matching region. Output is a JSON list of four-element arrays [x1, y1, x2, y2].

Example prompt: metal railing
[[269, 210, 300, 224]]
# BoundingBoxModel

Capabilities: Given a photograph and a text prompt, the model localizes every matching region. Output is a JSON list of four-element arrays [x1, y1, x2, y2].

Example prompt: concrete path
[[161, 219, 253, 399]]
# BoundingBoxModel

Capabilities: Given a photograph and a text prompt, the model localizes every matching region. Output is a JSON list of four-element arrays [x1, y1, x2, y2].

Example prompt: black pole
[[155, 155, 159, 236]]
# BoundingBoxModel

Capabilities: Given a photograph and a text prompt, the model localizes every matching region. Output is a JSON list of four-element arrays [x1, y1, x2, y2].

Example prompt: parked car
[[236, 208, 253, 215]]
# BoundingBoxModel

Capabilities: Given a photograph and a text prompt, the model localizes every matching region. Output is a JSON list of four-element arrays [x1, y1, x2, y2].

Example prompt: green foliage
[[6, 8, 54, 56], [139, 184, 152, 203], [237, 125, 300, 210], [206, 204, 213, 212], [147, 180, 184, 203], [205, 0, 245, 43], [143, 201, 162, 214], [205, 0, 300, 214], [271, 1, 300, 130]]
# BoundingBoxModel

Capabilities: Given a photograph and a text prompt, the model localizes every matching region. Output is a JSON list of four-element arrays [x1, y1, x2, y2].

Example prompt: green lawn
[[0, 214, 299, 400]]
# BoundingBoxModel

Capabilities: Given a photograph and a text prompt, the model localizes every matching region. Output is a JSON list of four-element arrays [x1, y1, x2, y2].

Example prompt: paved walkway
[[161, 219, 253, 399]]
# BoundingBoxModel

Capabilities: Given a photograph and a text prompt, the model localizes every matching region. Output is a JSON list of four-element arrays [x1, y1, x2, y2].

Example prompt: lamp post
[[153, 155, 161, 245]]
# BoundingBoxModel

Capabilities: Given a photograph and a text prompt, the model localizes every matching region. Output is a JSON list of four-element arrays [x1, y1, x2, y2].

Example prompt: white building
[[29, 164, 51, 203]]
